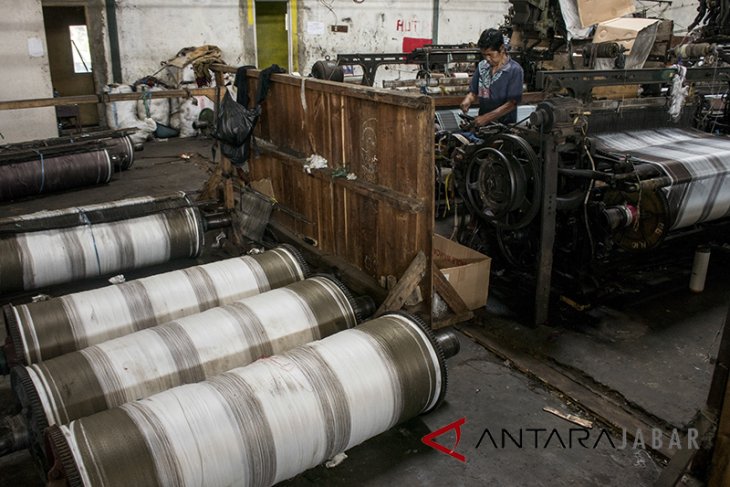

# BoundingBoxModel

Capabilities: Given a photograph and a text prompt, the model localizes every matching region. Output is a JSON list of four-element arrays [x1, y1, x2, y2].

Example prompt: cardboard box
[[433, 234, 491, 311], [575, 0, 635, 28], [593, 18, 660, 69]]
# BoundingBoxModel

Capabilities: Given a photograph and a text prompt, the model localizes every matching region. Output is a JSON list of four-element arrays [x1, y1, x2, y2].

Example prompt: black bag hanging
[[213, 64, 285, 166]]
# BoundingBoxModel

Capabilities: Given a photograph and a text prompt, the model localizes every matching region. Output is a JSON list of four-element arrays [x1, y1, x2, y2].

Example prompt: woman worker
[[460, 28, 524, 127]]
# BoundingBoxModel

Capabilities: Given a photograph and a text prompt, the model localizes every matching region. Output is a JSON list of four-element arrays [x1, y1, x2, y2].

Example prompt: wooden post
[[709, 302, 730, 487], [214, 70, 235, 210], [375, 251, 428, 316]]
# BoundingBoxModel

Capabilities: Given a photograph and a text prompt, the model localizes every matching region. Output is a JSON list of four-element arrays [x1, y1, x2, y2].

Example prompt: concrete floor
[[1, 136, 727, 486]]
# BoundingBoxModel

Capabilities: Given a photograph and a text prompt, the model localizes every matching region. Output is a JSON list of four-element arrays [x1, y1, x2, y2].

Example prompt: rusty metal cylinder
[[0, 150, 113, 202], [2, 245, 307, 367], [46, 312, 453, 487], [0, 194, 205, 295]]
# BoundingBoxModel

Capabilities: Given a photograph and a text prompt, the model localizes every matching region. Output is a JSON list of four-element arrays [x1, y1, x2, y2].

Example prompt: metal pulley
[[458, 133, 541, 230]]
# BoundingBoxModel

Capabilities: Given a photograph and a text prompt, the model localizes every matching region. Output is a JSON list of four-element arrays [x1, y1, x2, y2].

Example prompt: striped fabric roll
[[3, 246, 307, 366], [0, 206, 203, 294], [46, 313, 448, 487], [594, 128, 730, 230], [14, 276, 359, 437], [0, 150, 113, 202]]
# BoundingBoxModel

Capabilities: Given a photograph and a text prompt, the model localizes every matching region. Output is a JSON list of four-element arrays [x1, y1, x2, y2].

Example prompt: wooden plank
[[375, 251, 428, 316], [220, 65, 433, 109], [432, 266, 469, 314], [257, 143, 426, 213], [0, 88, 217, 111], [433, 91, 546, 108], [460, 324, 677, 459], [709, 303, 730, 487], [268, 221, 388, 304], [433, 311, 474, 330], [197, 166, 222, 201]]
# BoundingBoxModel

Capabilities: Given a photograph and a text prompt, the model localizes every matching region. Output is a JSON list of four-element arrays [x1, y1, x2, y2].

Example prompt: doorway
[[42, 6, 98, 126], [255, 1, 290, 70]]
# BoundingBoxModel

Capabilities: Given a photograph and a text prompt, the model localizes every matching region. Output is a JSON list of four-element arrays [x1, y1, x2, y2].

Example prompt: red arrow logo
[[421, 417, 467, 463]]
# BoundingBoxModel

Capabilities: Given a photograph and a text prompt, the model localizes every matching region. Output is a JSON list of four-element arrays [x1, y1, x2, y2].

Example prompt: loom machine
[[437, 64, 730, 324]]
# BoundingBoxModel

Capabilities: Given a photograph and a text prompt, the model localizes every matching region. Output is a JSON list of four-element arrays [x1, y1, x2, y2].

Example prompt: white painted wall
[[114, 0, 251, 83], [0, 0, 58, 143], [297, 0, 509, 85]]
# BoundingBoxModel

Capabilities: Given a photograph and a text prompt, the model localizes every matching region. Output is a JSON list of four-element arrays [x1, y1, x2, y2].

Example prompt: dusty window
[[69, 25, 92, 73]]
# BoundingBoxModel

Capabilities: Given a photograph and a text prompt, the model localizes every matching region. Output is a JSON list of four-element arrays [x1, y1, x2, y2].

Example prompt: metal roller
[[45, 312, 456, 487], [1, 245, 308, 368], [101, 136, 135, 170], [0, 194, 207, 294], [0, 192, 191, 233], [0, 150, 113, 202], [0, 132, 135, 171], [7, 276, 372, 463], [593, 128, 730, 232]]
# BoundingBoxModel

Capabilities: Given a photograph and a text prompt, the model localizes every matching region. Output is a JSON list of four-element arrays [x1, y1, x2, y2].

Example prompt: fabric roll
[[47, 313, 447, 487], [3, 245, 307, 365]]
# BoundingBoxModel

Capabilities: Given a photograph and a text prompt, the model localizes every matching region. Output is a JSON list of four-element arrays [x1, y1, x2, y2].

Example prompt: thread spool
[[0, 206, 203, 294], [11, 276, 364, 466], [689, 245, 711, 293], [2, 245, 308, 367], [0, 150, 113, 202], [46, 313, 457, 487]]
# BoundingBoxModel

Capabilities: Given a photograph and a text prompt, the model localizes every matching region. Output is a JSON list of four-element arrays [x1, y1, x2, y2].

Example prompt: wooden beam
[[433, 311, 474, 330], [258, 144, 426, 214], [433, 92, 546, 108], [268, 221, 388, 304], [375, 251, 428, 316], [0, 88, 218, 111], [709, 303, 730, 487], [211, 64, 433, 109], [432, 267, 469, 314]]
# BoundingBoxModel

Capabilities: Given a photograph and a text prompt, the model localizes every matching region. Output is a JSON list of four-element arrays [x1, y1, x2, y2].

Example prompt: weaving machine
[[439, 66, 730, 324]]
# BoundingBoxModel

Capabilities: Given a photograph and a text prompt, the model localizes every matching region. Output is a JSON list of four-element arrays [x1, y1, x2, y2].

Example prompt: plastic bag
[[213, 90, 260, 165]]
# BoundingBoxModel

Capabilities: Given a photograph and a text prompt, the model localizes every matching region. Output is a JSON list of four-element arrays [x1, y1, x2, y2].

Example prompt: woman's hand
[[474, 113, 493, 127], [460, 93, 476, 113]]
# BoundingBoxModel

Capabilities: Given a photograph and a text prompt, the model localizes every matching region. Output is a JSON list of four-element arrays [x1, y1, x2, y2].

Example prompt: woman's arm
[[460, 92, 478, 113], [474, 99, 517, 126]]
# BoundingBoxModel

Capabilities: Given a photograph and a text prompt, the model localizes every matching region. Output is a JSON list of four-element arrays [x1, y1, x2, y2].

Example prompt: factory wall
[[296, 0, 509, 85], [0, 0, 58, 143], [114, 0, 254, 83]]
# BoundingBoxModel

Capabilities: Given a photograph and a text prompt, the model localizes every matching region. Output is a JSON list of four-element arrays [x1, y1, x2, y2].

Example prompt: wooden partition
[[244, 71, 435, 314]]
